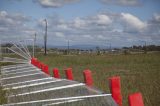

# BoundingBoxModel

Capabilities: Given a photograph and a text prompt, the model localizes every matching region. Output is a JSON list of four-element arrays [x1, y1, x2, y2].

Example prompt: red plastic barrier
[[128, 92, 144, 106], [53, 68, 60, 78], [37, 61, 41, 69], [39, 62, 43, 69], [31, 58, 37, 65], [42, 65, 49, 75], [35, 60, 39, 67], [65, 68, 73, 80], [83, 70, 93, 86], [109, 76, 122, 106], [36, 60, 39, 67], [38, 61, 43, 69], [41, 64, 45, 73]]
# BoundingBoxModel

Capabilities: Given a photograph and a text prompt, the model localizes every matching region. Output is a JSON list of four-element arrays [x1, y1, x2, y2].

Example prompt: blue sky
[[0, 0, 160, 47]]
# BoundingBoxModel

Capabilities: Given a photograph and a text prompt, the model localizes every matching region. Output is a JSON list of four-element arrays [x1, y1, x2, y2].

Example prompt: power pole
[[33, 33, 36, 57], [110, 43, 111, 52], [144, 41, 147, 54], [0, 40, 2, 60], [44, 19, 47, 55], [106, 40, 111, 52], [68, 40, 69, 55]]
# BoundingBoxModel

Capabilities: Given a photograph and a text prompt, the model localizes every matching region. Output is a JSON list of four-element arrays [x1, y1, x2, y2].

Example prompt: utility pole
[[109, 43, 111, 52], [144, 41, 147, 54], [68, 40, 70, 55], [44, 19, 47, 55], [0, 43, 1, 59], [35, 33, 37, 42], [141, 40, 147, 54], [106, 40, 111, 52], [33, 33, 36, 57]]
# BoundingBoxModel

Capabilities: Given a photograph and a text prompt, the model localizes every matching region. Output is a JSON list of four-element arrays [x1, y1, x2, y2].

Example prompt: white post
[[33, 39, 35, 58]]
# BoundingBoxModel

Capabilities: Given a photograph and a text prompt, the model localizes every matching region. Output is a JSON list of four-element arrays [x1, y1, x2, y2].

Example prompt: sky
[[0, 0, 160, 47]]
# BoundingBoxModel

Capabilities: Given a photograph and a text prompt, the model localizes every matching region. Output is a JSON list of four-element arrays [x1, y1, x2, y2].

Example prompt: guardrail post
[[83, 70, 93, 86], [108, 76, 122, 106], [128, 92, 144, 106], [53, 68, 60, 78], [65, 68, 73, 80]]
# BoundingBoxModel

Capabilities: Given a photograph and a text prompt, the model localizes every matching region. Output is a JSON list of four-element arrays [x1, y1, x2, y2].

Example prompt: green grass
[[37, 53, 160, 106], [0, 62, 14, 104]]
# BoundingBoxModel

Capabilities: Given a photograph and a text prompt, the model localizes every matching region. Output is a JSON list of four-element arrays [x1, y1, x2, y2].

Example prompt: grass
[[0, 62, 14, 104], [0, 53, 159, 105], [37, 53, 160, 106]]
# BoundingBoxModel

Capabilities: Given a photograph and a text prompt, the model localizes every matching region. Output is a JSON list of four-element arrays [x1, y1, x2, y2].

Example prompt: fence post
[[53, 68, 60, 78], [65, 68, 73, 80], [128, 92, 144, 106], [108, 76, 122, 106], [83, 70, 93, 86]]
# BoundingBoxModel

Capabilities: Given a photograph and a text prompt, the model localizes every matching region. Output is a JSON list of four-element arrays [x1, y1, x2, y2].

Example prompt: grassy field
[[37, 53, 160, 106], [0, 53, 159, 106]]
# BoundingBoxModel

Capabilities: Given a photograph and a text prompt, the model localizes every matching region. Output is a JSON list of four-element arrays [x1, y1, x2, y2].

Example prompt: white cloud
[[100, 0, 141, 6], [1, 10, 159, 47], [97, 35, 106, 40], [57, 24, 68, 30], [35, 0, 80, 8], [153, 14, 160, 22], [0, 11, 30, 26], [44, 12, 159, 46], [83, 34, 93, 39], [96, 14, 112, 25], [55, 32, 65, 37], [121, 13, 147, 31], [0, 11, 8, 17], [73, 17, 86, 28], [0, 11, 35, 39]]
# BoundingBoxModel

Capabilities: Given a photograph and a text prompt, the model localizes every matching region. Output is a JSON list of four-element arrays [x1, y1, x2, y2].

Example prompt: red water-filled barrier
[[53, 68, 60, 78], [65, 68, 74, 80], [128, 92, 144, 106], [83, 70, 93, 86], [31, 58, 49, 75], [31, 58, 37, 65], [109, 76, 122, 106]]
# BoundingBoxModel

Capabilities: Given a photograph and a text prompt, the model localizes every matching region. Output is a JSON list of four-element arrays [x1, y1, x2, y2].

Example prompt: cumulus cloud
[[144, 13, 160, 41], [152, 14, 160, 23], [96, 14, 112, 25], [121, 13, 147, 32], [100, 0, 143, 6], [35, 0, 80, 8], [0, 11, 35, 39], [1, 10, 159, 47], [0, 11, 30, 26], [73, 17, 86, 28], [36, 12, 160, 46]]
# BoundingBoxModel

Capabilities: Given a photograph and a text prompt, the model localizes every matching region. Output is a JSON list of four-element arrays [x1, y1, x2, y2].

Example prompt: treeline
[[1, 43, 160, 51], [123, 45, 160, 51]]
